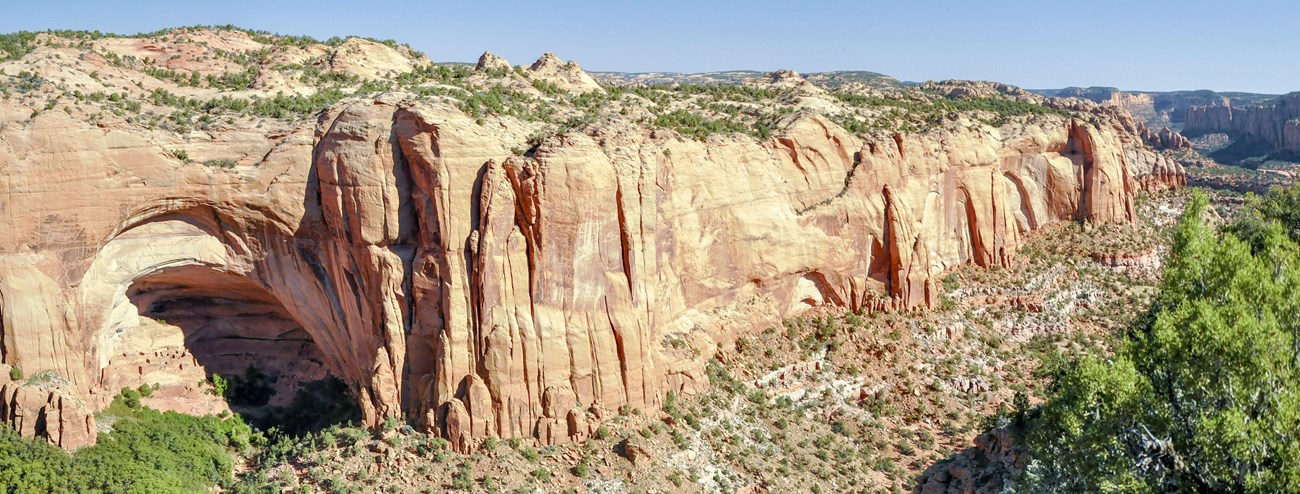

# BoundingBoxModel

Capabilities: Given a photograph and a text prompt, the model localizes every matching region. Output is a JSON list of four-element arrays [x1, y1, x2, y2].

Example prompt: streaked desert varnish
[[0, 32, 1182, 450]]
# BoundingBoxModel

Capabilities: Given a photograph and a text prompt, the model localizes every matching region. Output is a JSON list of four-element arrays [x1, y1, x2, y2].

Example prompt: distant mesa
[[1033, 86, 1277, 129], [1183, 92, 1300, 163], [590, 68, 905, 90]]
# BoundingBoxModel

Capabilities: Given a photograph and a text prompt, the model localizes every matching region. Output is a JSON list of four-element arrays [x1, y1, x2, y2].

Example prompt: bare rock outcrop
[[1126, 146, 1187, 192], [528, 52, 603, 93], [0, 367, 96, 449], [763, 70, 826, 94], [1138, 123, 1193, 150], [475, 51, 511, 72], [915, 427, 1023, 494], [325, 37, 426, 80], [921, 80, 1036, 100]]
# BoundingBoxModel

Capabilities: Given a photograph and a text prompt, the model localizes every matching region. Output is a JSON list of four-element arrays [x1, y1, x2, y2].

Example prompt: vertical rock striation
[[0, 94, 1180, 449], [1184, 93, 1300, 155]]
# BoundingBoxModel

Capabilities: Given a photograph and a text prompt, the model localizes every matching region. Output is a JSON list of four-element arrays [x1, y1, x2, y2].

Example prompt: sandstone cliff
[[1183, 93, 1300, 158], [0, 28, 1184, 450], [1048, 86, 1276, 128]]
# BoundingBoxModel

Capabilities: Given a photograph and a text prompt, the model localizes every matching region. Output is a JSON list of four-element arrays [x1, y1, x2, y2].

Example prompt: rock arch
[[82, 207, 359, 430]]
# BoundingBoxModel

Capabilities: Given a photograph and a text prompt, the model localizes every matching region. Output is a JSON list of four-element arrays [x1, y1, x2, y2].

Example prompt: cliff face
[[1183, 93, 1300, 153], [0, 29, 1185, 451], [0, 99, 1178, 450], [1049, 87, 1275, 127]]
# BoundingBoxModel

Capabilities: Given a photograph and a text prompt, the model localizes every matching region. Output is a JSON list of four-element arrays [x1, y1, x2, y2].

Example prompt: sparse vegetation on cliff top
[[0, 25, 1096, 147]]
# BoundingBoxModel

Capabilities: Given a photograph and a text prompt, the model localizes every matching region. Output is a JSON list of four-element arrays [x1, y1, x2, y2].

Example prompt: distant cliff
[[1183, 93, 1300, 161], [1040, 87, 1277, 129]]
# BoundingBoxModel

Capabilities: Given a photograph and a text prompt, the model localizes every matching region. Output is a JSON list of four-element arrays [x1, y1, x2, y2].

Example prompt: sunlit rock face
[[0, 31, 1182, 450], [1184, 93, 1300, 156], [0, 96, 1178, 449]]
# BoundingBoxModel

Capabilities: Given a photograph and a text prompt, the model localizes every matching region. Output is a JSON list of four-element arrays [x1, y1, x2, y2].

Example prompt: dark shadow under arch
[[127, 264, 360, 435]]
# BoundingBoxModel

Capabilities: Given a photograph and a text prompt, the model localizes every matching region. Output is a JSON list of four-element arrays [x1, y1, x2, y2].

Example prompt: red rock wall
[[1184, 93, 1300, 153], [0, 99, 1180, 449]]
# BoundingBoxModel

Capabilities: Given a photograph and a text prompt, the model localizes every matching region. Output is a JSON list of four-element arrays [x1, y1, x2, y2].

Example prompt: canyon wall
[[0, 94, 1181, 450], [1051, 87, 1277, 128], [1183, 93, 1300, 153]]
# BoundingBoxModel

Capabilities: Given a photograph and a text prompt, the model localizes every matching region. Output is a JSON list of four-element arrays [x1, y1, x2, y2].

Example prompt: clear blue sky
[[2, 0, 1296, 94]]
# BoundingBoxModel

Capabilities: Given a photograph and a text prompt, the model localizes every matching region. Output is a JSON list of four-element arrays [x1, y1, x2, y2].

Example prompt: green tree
[[0, 390, 254, 493], [1227, 184, 1300, 249], [209, 373, 229, 397], [1022, 191, 1300, 493], [119, 386, 142, 408]]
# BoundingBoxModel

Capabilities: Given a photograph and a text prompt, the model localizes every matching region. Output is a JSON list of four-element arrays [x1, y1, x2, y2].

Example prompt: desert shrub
[[450, 462, 473, 490], [653, 109, 750, 140], [119, 386, 141, 408], [0, 32, 39, 61], [571, 462, 589, 477], [530, 468, 551, 482], [519, 446, 539, 462], [668, 470, 685, 487]]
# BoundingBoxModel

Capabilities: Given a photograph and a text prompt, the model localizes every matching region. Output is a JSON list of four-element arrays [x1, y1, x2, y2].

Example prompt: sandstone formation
[[764, 70, 826, 94], [326, 38, 423, 80], [0, 29, 1184, 450], [1126, 146, 1188, 192], [920, 80, 1037, 101], [0, 365, 96, 449], [1183, 93, 1300, 156], [528, 52, 603, 93], [1049, 86, 1275, 128], [1137, 123, 1193, 151], [475, 51, 511, 73]]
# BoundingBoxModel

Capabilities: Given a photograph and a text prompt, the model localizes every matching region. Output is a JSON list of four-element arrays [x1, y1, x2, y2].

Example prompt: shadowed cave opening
[[125, 265, 360, 435]]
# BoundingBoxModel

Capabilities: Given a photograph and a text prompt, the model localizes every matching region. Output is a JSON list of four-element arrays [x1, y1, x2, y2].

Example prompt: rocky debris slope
[[915, 427, 1022, 494], [0, 28, 1184, 450]]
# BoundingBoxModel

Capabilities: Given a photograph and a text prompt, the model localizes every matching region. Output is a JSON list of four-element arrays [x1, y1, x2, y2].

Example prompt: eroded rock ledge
[[0, 93, 1181, 450]]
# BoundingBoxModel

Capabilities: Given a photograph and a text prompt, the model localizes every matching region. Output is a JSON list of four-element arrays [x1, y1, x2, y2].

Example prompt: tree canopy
[[0, 392, 254, 493], [1021, 190, 1300, 493]]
